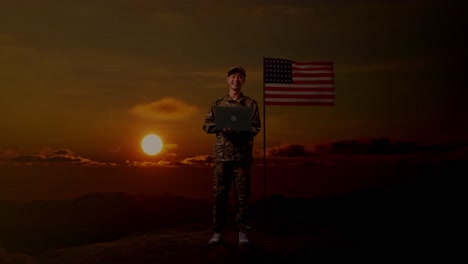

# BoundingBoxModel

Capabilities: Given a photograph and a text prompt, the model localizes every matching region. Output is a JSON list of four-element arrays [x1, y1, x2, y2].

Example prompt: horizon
[[1, 139, 465, 203]]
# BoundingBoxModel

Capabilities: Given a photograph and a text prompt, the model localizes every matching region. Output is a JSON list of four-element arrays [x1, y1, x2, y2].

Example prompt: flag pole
[[262, 57, 267, 200]]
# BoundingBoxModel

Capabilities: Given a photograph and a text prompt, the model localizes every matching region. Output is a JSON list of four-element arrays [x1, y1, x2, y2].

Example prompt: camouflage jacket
[[202, 93, 261, 161]]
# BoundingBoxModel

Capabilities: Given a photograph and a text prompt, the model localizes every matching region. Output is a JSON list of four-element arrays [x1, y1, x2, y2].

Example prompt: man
[[202, 66, 261, 246]]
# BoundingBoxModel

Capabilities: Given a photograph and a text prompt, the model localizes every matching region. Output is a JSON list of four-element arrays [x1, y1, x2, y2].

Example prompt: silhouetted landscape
[[1, 155, 467, 263]]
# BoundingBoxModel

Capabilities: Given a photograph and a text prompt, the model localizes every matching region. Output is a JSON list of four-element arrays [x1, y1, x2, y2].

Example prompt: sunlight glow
[[141, 134, 163, 155]]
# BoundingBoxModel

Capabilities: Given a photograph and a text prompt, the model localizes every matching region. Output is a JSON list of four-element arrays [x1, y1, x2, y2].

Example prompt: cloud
[[125, 160, 183, 168], [125, 155, 213, 168], [6, 148, 117, 167], [267, 144, 316, 158], [315, 138, 468, 156], [0, 148, 20, 160], [253, 139, 468, 167], [130, 97, 199, 121], [181, 155, 213, 167]]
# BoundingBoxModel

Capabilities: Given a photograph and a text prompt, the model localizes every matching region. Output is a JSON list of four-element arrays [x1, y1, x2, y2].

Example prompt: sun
[[141, 134, 163, 155]]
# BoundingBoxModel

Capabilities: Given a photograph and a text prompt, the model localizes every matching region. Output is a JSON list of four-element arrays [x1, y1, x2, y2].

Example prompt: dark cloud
[[261, 138, 468, 160], [315, 138, 468, 156], [8, 148, 116, 167], [52, 149, 73, 156], [10, 149, 84, 163], [10, 155, 43, 163], [267, 144, 316, 158]]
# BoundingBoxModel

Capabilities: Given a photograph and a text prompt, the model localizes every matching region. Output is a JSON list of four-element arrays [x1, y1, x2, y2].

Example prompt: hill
[[1, 159, 467, 263]]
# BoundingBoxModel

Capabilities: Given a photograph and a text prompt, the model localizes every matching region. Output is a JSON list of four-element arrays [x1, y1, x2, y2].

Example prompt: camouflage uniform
[[203, 92, 261, 233]]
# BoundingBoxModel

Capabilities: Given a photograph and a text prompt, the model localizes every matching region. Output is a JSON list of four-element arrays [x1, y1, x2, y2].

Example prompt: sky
[[1, 0, 467, 187]]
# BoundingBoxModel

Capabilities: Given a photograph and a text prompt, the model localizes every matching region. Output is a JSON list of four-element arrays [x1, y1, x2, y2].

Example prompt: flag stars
[[264, 58, 292, 83]]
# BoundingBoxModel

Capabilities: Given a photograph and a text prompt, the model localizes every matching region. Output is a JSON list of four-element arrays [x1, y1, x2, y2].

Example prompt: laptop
[[214, 106, 252, 131]]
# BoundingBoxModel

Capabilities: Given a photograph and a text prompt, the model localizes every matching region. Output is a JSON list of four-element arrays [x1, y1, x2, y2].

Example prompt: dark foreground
[[1, 160, 467, 263]]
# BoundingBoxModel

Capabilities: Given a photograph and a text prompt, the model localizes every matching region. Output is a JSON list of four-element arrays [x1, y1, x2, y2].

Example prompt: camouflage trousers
[[212, 160, 252, 233]]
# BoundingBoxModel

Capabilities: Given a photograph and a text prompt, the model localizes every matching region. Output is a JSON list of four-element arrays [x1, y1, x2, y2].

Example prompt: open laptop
[[214, 106, 252, 131]]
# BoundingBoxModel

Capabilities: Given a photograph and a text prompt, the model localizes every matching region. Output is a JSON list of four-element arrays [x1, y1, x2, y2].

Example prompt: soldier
[[202, 66, 261, 246]]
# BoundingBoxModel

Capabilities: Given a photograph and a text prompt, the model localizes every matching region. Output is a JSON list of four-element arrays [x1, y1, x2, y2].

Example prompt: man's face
[[227, 73, 245, 91]]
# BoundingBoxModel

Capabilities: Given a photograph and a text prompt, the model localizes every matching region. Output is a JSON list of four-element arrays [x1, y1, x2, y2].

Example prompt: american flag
[[263, 58, 335, 106]]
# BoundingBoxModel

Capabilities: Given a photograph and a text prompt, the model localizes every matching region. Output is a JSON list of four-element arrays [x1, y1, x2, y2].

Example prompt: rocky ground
[[2, 160, 468, 263]]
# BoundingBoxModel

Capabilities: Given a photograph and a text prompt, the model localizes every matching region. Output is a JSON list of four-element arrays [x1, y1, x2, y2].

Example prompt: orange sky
[[1, 0, 467, 168]]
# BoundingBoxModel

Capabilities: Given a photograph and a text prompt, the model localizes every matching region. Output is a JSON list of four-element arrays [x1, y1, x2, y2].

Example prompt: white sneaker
[[208, 232, 222, 244], [239, 231, 249, 246]]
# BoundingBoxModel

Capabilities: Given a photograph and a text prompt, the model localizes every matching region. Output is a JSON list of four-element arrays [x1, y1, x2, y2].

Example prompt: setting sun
[[141, 134, 163, 155]]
